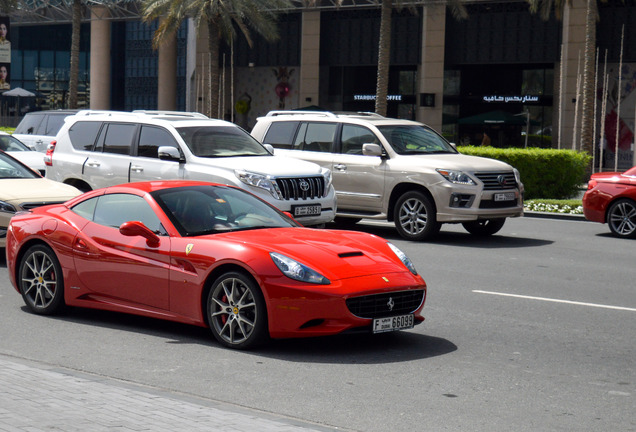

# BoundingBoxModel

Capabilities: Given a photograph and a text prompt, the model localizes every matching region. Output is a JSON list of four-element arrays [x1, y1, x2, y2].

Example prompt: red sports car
[[5, 181, 426, 349], [583, 166, 636, 238]]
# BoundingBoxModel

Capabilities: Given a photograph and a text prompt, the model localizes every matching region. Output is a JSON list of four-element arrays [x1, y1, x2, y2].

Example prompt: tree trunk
[[375, 0, 392, 117], [580, 0, 596, 156], [207, 19, 220, 119], [68, 0, 81, 109]]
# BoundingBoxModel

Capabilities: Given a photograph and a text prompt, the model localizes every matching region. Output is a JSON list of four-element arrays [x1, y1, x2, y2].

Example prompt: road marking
[[472, 290, 636, 312]]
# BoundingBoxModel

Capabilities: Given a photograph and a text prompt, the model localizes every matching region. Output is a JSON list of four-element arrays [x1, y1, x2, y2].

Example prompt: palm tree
[[526, 0, 611, 155], [0, 0, 16, 14], [142, 0, 292, 118], [375, 0, 467, 117], [68, 0, 82, 108]]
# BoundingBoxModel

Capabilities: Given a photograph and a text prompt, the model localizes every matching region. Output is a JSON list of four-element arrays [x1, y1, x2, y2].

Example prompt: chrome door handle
[[86, 160, 101, 167], [334, 164, 347, 171], [131, 165, 144, 173]]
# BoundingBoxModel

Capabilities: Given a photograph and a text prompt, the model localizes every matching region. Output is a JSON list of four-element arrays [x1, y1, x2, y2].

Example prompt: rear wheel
[[607, 199, 636, 238], [394, 191, 440, 241], [462, 218, 506, 236], [207, 271, 268, 349], [18, 244, 65, 315]]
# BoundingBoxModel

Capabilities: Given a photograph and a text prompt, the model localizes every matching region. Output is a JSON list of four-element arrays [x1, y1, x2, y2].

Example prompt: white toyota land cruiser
[[45, 110, 336, 226], [251, 111, 524, 240]]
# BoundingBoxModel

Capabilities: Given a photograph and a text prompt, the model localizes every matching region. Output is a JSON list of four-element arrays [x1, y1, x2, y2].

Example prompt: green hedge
[[458, 146, 591, 199]]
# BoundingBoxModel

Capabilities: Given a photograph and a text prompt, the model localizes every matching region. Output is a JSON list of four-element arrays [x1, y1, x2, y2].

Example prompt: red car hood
[[212, 227, 410, 280], [591, 171, 636, 186]]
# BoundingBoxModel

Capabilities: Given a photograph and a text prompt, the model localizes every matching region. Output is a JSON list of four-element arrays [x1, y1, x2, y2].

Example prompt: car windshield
[[0, 135, 31, 152], [177, 126, 271, 158], [0, 152, 40, 179], [377, 125, 456, 155], [152, 185, 297, 236]]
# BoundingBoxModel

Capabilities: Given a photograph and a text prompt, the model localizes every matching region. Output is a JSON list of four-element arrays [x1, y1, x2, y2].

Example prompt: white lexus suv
[[45, 110, 336, 226], [251, 111, 524, 240]]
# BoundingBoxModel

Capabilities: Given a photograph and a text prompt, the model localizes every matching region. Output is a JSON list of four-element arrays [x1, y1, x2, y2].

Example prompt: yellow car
[[0, 150, 81, 248]]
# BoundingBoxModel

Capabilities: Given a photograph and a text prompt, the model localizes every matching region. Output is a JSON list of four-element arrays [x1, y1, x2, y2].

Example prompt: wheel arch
[[64, 178, 92, 193], [11, 238, 55, 287], [387, 183, 437, 222]]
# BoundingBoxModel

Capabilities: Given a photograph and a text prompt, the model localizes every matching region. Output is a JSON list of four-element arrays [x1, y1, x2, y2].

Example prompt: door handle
[[334, 164, 347, 172], [131, 165, 144, 173], [86, 160, 101, 167]]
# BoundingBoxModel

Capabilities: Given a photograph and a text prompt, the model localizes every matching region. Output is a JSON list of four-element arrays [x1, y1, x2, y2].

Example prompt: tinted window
[[68, 121, 102, 151], [14, 113, 44, 135], [263, 121, 299, 148], [71, 196, 98, 220], [101, 123, 137, 155], [0, 135, 30, 152], [138, 126, 178, 158], [92, 193, 164, 233], [44, 114, 68, 135], [294, 122, 336, 152], [340, 125, 380, 155]]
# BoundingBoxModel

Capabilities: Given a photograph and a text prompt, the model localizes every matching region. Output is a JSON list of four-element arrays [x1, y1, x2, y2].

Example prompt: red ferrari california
[[5, 181, 426, 349], [583, 166, 636, 238]]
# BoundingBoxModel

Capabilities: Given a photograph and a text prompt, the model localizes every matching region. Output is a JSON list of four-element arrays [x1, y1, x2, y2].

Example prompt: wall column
[[90, 5, 111, 110], [558, 0, 587, 149], [158, 28, 177, 110], [299, 11, 320, 108], [416, 5, 445, 130]]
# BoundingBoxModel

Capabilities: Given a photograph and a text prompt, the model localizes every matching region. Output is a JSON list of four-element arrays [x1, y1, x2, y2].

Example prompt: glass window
[[43, 114, 68, 136], [177, 126, 269, 158], [71, 197, 98, 220], [377, 125, 456, 155], [295, 122, 336, 152], [92, 193, 163, 233], [14, 113, 44, 134], [263, 121, 299, 149], [340, 125, 379, 155], [102, 123, 136, 155], [69, 121, 102, 151], [137, 126, 178, 158]]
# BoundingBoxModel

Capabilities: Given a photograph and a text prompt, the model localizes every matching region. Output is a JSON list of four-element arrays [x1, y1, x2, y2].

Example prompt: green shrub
[[458, 146, 591, 199]]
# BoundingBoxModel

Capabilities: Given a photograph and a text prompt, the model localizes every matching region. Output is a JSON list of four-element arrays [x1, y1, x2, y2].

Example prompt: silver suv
[[251, 111, 524, 240], [45, 110, 336, 226]]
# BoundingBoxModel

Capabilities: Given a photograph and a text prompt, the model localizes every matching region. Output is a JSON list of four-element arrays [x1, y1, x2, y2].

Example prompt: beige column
[[299, 11, 320, 108], [558, 0, 587, 149], [90, 5, 111, 110], [158, 30, 177, 110], [416, 5, 445, 130]]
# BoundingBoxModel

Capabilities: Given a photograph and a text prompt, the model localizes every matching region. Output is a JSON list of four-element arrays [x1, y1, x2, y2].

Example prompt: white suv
[[45, 110, 336, 226], [251, 111, 524, 240]]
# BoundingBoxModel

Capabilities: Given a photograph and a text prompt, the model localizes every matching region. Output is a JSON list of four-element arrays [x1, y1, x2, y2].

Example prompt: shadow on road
[[38, 306, 456, 364]]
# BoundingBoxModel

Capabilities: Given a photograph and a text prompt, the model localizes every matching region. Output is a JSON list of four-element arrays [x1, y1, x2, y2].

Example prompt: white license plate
[[494, 192, 515, 202], [293, 204, 321, 216], [372, 314, 414, 334]]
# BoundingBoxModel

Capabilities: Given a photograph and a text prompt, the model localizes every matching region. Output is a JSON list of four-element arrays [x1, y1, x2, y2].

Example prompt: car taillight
[[44, 140, 56, 166], [587, 179, 597, 189]]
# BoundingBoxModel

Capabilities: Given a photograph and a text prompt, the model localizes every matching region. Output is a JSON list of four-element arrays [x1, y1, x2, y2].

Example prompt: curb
[[523, 211, 587, 221]]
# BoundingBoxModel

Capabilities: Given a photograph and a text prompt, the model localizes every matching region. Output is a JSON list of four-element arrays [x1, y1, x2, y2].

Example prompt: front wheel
[[207, 271, 268, 349], [394, 191, 440, 241], [18, 244, 66, 315], [607, 199, 636, 238], [462, 218, 506, 236]]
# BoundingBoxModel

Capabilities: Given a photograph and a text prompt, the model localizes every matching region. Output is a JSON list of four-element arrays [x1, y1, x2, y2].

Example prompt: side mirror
[[158, 146, 182, 162], [362, 143, 383, 156], [263, 143, 275, 154], [119, 221, 160, 247]]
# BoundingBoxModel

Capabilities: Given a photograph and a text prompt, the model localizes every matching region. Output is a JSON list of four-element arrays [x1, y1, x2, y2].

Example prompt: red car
[[583, 166, 636, 238], [5, 181, 426, 349]]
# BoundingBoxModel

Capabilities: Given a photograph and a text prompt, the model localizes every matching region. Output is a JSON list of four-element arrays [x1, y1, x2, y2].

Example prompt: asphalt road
[[1, 216, 634, 432]]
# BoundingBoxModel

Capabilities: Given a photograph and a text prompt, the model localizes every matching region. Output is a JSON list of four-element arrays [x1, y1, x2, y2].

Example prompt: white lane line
[[472, 290, 636, 312]]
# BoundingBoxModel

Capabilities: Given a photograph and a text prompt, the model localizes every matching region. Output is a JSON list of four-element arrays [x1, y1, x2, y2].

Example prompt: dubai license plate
[[292, 204, 321, 216], [372, 314, 414, 334], [494, 192, 515, 202]]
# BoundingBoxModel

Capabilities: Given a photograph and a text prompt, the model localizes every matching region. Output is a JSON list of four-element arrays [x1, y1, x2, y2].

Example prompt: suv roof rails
[[265, 110, 337, 118], [74, 110, 137, 117], [132, 110, 209, 119]]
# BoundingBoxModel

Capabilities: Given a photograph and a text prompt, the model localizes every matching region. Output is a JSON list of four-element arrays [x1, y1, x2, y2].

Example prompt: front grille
[[474, 172, 517, 190], [20, 201, 65, 210], [346, 290, 425, 319], [276, 176, 325, 200]]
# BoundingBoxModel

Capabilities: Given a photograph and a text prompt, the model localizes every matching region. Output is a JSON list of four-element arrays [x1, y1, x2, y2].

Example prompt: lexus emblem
[[497, 175, 507, 187], [299, 180, 310, 192], [387, 297, 395, 311]]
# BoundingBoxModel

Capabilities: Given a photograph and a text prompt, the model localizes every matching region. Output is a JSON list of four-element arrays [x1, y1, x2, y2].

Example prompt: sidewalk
[[0, 354, 339, 432]]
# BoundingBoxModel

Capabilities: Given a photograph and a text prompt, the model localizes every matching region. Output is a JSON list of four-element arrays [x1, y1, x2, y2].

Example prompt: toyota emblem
[[299, 180, 310, 192]]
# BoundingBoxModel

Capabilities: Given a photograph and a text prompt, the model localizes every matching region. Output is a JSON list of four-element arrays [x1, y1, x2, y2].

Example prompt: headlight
[[387, 242, 418, 275], [270, 252, 330, 284], [235, 170, 282, 199], [0, 200, 17, 213], [513, 168, 521, 184], [322, 168, 333, 195], [436, 169, 476, 185]]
